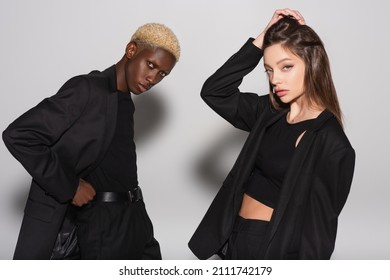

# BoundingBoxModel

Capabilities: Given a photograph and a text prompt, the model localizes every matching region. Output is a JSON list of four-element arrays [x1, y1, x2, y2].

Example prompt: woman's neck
[[288, 100, 324, 124]]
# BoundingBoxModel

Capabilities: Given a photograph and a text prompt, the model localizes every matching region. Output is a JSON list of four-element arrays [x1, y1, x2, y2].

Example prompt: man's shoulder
[[84, 65, 116, 91], [65, 68, 112, 93]]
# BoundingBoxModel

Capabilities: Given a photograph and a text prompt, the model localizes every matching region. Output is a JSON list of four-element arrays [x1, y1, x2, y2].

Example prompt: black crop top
[[245, 113, 314, 208]]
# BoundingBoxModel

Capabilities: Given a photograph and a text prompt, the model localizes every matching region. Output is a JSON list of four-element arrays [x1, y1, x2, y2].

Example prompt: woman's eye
[[282, 65, 293, 71]]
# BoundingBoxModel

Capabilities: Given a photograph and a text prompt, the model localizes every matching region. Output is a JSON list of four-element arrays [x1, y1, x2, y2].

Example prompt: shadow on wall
[[194, 128, 248, 190], [133, 87, 249, 194], [133, 89, 167, 143], [11, 176, 31, 214]]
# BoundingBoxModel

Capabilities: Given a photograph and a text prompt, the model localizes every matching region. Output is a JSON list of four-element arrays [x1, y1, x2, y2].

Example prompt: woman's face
[[263, 43, 306, 105]]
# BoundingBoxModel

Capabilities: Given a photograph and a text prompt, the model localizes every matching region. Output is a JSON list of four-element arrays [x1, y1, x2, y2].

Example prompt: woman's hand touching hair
[[253, 8, 305, 49]]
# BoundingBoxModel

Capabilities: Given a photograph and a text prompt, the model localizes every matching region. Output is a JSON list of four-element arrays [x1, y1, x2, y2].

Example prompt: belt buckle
[[128, 187, 142, 203]]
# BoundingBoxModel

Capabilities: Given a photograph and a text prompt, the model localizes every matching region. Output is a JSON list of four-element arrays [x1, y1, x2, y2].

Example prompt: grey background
[[0, 0, 389, 259]]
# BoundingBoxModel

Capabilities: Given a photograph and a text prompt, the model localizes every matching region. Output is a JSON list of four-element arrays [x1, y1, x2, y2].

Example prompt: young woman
[[189, 9, 355, 259]]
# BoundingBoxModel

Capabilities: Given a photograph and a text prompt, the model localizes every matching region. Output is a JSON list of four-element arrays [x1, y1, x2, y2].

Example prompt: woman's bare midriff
[[239, 193, 274, 221]]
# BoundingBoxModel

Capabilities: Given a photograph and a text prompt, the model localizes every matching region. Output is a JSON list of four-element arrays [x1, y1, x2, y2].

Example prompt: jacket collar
[[102, 65, 118, 93], [311, 109, 334, 131], [83, 65, 119, 177]]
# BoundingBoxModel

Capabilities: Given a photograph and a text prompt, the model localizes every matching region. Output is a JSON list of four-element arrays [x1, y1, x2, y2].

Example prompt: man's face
[[124, 44, 176, 94]]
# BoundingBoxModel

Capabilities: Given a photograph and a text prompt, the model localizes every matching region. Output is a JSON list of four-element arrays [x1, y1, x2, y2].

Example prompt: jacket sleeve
[[200, 38, 270, 132], [299, 146, 356, 259], [2, 76, 91, 203]]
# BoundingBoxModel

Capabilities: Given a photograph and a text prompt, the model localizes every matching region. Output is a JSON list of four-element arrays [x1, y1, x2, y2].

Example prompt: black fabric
[[51, 206, 80, 260], [76, 201, 161, 260], [86, 92, 138, 192], [246, 115, 315, 208], [224, 216, 269, 260]]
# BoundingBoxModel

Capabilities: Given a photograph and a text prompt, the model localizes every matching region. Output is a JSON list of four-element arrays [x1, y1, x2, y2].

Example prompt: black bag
[[50, 206, 80, 260]]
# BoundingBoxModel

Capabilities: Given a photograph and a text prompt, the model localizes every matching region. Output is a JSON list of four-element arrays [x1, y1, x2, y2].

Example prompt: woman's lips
[[276, 89, 288, 97]]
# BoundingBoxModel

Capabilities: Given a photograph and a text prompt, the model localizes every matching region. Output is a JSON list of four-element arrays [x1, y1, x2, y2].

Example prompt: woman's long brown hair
[[263, 17, 343, 127]]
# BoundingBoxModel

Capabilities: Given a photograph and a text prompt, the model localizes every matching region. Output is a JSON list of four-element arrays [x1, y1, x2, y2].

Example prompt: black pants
[[76, 200, 161, 260], [224, 216, 269, 260]]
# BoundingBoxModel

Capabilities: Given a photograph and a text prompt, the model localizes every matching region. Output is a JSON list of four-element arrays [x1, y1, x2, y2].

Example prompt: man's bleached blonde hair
[[130, 23, 181, 62]]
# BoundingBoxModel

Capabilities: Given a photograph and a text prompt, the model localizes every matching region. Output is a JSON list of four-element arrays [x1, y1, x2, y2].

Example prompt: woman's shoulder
[[315, 115, 354, 152]]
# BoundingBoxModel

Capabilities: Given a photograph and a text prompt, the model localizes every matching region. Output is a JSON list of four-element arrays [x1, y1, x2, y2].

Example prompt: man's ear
[[125, 42, 137, 59]]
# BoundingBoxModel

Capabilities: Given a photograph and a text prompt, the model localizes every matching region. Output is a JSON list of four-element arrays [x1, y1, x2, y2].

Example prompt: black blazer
[[3, 66, 119, 259], [188, 39, 356, 259]]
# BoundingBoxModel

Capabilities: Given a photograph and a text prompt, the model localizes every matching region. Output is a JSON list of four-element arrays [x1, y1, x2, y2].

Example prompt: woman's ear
[[125, 42, 137, 59]]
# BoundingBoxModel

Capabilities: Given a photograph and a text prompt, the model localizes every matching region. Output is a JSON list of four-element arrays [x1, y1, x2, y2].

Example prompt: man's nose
[[146, 71, 159, 86]]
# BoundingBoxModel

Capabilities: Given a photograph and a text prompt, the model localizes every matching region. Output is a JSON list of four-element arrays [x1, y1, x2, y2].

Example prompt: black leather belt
[[93, 187, 143, 203]]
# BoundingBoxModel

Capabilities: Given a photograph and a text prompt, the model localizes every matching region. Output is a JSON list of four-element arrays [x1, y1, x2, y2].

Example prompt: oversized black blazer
[[188, 39, 356, 259], [3, 66, 120, 259]]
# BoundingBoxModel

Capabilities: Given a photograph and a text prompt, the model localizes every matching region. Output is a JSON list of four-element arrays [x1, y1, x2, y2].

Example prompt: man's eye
[[147, 61, 154, 69], [159, 72, 167, 77]]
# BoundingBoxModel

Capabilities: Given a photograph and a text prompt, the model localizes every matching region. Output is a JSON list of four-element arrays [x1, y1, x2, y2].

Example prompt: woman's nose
[[270, 71, 280, 86]]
